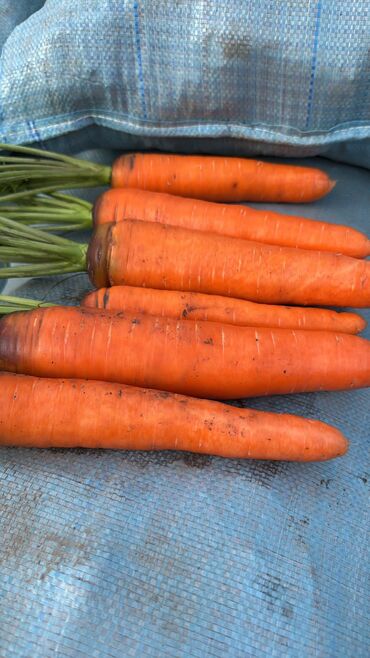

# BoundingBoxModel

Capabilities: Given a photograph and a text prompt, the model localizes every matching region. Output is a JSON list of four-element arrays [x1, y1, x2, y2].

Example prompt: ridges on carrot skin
[[93, 219, 370, 308], [110, 153, 335, 203], [81, 286, 367, 335], [0, 306, 369, 400], [0, 372, 349, 461]]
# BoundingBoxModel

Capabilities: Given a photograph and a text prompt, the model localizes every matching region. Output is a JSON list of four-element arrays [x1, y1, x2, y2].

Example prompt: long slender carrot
[[82, 286, 366, 335], [1, 217, 369, 308], [0, 373, 348, 461], [1, 306, 369, 399], [2, 189, 368, 257], [111, 153, 335, 203], [93, 189, 370, 258], [0, 143, 334, 203]]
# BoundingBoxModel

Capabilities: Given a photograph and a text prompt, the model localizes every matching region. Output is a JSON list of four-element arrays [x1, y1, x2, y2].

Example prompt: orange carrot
[[3, 188, 368, 257], [111, 153, 335, 203], [1, 306, 369, 399], [0, 143, 334, 204], [82, 286, 366, 335], [0, 373, 348, 461], [88, 220, 370, 308], [93, 188, 369, 258], [1, 217, 369, 308]]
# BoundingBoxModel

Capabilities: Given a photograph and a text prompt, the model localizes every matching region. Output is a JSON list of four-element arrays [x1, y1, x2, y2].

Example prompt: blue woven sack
[[0, 3, 369, 657], [0, 0, 369, 164]]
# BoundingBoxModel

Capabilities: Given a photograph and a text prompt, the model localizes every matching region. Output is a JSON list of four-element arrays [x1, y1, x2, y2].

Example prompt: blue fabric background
[[0, 1, 369, 163], [0, 2, 369, 657]]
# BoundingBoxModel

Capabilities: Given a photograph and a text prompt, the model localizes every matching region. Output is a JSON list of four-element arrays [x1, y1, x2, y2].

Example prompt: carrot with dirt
[[0, 143, 334, 203], [1, 287, 364, 336], [0, 217, 369, 307], [0, 304, 369, 399], [0, 373, 348, 461], [82, 286, 366, 335], [1, 188, 368, 257], [92, 188, 370, 258]]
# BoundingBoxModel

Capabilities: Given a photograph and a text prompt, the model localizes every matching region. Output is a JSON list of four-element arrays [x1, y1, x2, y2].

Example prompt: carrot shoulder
[[1, 307, 369, 400], [111, 153, 334, 203], [0, 373, 348, 461], [94, 188, 369, 258], [82, 286, 366, 335]]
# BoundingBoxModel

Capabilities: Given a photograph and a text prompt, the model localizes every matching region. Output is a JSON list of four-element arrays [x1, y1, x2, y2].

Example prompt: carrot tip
[[339, 435, 349, 457], [333, 431, 349, 459]]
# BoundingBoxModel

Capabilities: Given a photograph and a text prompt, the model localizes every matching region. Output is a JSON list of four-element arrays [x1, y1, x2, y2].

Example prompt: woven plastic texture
[[0, 0, 369, 163], [1, 157, 369, 657], [0, 1, 369, 655]]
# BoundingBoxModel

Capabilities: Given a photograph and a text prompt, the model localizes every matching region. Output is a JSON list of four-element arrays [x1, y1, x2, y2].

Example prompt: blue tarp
[[0, 2, 369, 656]]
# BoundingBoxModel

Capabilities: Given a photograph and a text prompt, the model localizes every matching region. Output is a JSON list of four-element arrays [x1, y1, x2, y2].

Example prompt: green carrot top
[[0, 142, 111, 201]]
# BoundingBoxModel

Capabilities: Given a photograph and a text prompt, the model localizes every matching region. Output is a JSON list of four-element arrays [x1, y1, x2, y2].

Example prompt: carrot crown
[[0, 215, 87, 278], [0, 143, 111, 201]]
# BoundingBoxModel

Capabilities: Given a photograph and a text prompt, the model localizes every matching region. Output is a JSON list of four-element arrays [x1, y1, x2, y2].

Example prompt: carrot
[[93, 189, 370, 258], [111, 153, 335, 203], [0, 306, 369, 399], [2, 188, 368, 257], [1, 217, 369, 308], [0, 143, 334, 203], [0, 373, 348, 461], [88, 220, 370, 308], [82, 286, 366, 335]]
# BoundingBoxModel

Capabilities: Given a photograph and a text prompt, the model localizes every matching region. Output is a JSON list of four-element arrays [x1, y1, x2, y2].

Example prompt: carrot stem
[[0, 215, 87, 277], [0, 294, 55, 314], [0, 142, 106, 169], [0, 190, 92, 231], [0, 143, 111, 200]]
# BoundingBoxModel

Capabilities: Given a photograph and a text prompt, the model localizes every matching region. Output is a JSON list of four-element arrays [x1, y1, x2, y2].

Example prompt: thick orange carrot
[[94, 188, 370, 258], [88, 220, 370, 308], [0, 373, 348, 461], [111, 154, 335, 203], [82, 286, 366, 335], [1, 307, 369, 399], [1, 216, 369, 308]]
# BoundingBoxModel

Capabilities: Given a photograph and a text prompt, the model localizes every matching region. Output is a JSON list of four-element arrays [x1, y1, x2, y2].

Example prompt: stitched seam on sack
[[27, 119, 44, 146], [305, 0, 322, 130], [3, 108, 370, 135], [133, 0, 147, 121], [1, 115, 370, 146]]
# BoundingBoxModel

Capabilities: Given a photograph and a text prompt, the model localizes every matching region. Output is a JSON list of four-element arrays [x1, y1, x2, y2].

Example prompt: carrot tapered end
[[315, 175, 336, 200], [323, 426, 349, 461]]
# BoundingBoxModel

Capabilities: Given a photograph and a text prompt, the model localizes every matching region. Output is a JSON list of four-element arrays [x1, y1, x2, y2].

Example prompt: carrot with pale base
[[1, 306, 369, 400], [82, 286, 367, 335]]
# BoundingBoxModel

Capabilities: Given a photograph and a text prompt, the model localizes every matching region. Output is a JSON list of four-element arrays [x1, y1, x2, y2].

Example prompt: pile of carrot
[[0, 145, 369, 462]]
